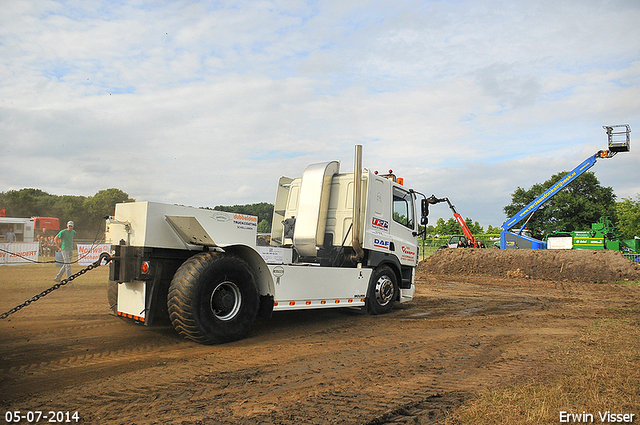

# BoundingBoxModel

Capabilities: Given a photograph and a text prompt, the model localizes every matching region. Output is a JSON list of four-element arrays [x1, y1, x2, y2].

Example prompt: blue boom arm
[[501, 150, 608, 233]]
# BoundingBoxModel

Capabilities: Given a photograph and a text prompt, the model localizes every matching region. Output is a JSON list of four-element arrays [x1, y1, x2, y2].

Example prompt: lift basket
[[604, 124, 631, 152]]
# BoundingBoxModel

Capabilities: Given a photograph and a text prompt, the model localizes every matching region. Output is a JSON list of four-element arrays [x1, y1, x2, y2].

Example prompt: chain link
[[0, 252, 112, 320]]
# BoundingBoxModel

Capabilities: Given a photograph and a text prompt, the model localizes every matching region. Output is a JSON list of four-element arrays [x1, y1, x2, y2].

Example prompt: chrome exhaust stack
[[351, 145, 365, 262]]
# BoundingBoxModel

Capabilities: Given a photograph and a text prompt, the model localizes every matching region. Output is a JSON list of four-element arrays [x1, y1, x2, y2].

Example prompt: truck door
[[391, 187, 418, 266]]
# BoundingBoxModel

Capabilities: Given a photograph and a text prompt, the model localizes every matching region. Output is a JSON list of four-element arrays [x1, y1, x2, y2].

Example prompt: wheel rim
[[209, 281, 242, 321], [375, 275, 395, 306]]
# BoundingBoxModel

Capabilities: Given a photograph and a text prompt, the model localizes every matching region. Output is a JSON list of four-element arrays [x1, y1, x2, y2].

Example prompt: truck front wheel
[[366, 266, 397, 315], [167, 252, 259, 344]]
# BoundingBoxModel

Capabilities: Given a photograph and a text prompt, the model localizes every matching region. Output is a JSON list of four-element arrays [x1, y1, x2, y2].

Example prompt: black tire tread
[[366, 265, 397, 315], [167, 252, 258, 344]]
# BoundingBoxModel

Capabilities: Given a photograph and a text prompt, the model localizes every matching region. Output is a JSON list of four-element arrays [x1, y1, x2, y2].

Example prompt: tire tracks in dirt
[[54, 324, 540, 423], [2, 275, 639, 424]]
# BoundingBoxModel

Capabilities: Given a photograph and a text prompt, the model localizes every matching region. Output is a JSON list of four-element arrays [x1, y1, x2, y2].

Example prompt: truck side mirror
[[420, 199, 429, 225]]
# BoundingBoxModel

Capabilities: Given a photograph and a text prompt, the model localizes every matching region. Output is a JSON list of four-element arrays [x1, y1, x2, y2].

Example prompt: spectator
[[48, 235, 58, 256], [54, 221, 76, 282], [39, 230, 51, 257], [5, 228, 16, 243]]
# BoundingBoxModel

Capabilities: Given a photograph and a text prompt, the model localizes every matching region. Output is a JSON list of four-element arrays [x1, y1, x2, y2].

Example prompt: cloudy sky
[[1, 0, 638, 228]]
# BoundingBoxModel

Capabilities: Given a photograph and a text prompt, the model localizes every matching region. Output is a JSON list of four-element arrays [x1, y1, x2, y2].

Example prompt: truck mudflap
[[117, 281, 147, 322], [399, 285, 415, 304]]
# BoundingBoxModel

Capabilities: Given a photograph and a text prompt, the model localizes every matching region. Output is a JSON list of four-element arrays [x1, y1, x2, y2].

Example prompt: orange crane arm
[[427, 195, 479, 248]]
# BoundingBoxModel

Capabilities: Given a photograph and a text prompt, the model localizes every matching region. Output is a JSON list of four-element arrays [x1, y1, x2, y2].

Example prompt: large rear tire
[[167, 252, 259, 344], [366, 265, 397, 315]]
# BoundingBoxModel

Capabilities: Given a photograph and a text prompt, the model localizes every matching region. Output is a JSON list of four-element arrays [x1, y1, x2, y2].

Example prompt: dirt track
[[1, 250, 639, 424]]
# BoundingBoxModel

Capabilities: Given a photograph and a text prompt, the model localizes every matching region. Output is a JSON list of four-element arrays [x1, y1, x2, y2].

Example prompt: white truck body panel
[[106, 201, 257, 249], [256, 246, 293, 264], [268, 264, 371, 310], [116, 261, 413, 317], [324, 173, 363, 251], [165, 215, 219, 246], [273, 168, 418, 267], [272, 171, 365, 249], [293, 161, 340, 257], [362, 174, 419, 267]]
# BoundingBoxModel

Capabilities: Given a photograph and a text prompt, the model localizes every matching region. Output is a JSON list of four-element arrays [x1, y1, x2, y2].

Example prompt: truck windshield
[[393, 187, 414, 230]]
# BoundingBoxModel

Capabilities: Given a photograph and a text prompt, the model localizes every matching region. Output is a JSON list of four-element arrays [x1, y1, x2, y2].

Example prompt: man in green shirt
[[54, 221, 76, 282]]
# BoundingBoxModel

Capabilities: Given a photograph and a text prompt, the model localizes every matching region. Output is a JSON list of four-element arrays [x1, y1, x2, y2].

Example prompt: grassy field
[[0, 252, 109, 291], [445, 306, 640, 424]]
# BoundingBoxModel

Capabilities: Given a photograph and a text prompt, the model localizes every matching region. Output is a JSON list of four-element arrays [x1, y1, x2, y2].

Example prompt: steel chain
[[0, 252, 112, 320]]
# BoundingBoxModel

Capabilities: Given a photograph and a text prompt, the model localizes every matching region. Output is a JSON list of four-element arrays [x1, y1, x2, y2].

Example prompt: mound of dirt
[[418, 248, 640, 282]]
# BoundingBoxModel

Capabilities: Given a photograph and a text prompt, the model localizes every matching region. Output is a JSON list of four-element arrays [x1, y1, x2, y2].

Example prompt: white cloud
[[0, 0, 639, 228]]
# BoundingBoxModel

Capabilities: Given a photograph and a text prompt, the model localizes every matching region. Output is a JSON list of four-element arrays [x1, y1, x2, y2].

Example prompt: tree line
[[0, 188, 275, 237], [0, 188, 133, 238], [502, 171, 640, 240], [2, 172, 638, 241], [419, 171, 640, 240]]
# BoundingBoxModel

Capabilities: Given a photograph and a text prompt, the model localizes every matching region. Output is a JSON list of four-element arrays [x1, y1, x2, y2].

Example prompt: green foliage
[[0, 188, 133, 234], [83, 189, 132, 222], [466, 218, 483, 235], [616, 194, 640, 239], [486, 224, 501, 234], [257, 219, 270, 233], [56, 195, 85, 227], [503, 171, 616, 238], [0, 188, 54, 217], [393, 211, 409, 227], [436, 217, 456, 235], [429, 216, 484, 236]]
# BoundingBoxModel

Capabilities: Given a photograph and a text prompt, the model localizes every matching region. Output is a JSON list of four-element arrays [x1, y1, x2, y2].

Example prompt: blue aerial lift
[[500, 125, 631, 249]]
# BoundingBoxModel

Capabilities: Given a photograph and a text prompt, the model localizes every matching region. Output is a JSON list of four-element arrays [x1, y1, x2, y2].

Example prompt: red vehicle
[[32, 217, 60, 231], [427, 196, 484, 248]]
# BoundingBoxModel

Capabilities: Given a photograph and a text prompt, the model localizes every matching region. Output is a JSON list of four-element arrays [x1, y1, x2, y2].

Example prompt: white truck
[[105, 146, 428, 344]]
